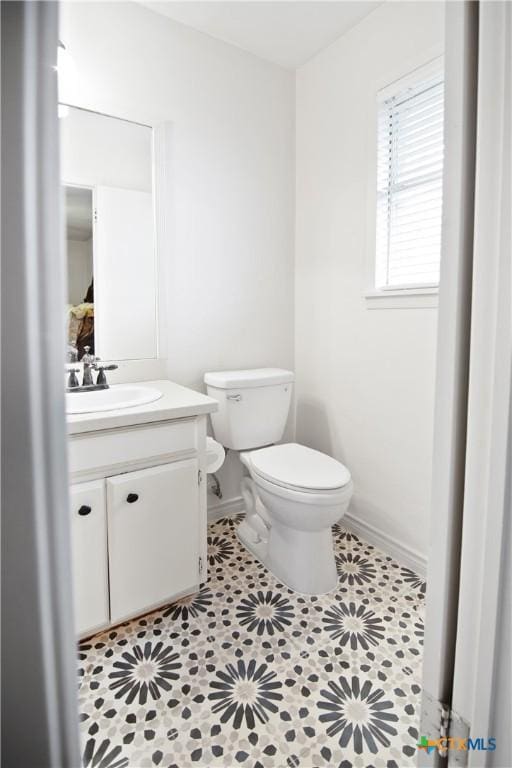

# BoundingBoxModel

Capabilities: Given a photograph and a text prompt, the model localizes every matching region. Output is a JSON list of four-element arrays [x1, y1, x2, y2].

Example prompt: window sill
[[364, 288, 438, 310]]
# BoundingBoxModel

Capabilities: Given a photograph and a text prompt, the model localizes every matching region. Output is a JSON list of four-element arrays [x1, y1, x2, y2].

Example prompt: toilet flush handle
[[227, 394, 242, 402]]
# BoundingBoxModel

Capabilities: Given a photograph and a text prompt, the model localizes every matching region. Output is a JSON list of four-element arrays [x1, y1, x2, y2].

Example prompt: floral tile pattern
[[78, 516, 425, 768]]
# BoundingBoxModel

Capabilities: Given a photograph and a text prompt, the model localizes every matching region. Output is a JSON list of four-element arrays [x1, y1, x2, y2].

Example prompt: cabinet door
[[107, 460, 200, 623], [70, 480, 109, 636]]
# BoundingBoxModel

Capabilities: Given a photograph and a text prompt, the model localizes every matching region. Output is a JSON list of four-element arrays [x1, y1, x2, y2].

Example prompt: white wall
[[61, 2, 443, 540], [60, 1, 295, 506], [295, 2, 444, 564], [61, 107, 152, 191]]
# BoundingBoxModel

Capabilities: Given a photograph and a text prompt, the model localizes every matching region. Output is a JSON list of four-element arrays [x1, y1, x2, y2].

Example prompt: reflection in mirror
[[66, 186, 94, 361], [61, 105, 157, 363]]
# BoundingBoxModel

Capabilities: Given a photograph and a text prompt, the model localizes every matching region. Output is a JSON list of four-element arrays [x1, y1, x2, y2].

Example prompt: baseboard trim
[[207, 495, 245, 523], [344, 510, 427, 577]]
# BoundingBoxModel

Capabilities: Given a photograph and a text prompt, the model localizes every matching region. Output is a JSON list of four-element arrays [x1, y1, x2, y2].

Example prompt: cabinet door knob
[[126, 493, 139, 504], [78, 505, 91, 516]]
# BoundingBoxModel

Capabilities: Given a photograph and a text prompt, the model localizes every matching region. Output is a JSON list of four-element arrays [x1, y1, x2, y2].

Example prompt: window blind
[[376, 66, 444, 290]]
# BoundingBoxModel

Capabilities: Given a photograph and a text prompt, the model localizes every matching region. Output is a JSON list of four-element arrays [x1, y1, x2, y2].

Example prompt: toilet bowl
[[204, 368, 354, 596], [238, 443, 353, 594]]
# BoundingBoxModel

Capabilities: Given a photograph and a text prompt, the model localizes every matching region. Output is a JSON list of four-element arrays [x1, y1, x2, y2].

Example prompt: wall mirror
[[61, 105, 157, 362]]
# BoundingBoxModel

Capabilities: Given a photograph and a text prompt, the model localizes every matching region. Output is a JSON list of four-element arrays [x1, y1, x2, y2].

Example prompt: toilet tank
[[204, 368, 294, 450]]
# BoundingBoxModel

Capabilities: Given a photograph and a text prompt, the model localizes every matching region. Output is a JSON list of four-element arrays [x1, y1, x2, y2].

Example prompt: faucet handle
[[95, 364, 118, 387], [66, 367, 80, 389]]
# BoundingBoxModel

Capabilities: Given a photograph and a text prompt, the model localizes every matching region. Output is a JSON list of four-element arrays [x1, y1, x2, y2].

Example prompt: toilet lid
[[249, 443, 351, 491]]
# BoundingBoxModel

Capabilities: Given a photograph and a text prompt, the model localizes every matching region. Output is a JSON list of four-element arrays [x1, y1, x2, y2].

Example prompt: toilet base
[[236, 519, 269, 569], [236, 518, 338, 596]]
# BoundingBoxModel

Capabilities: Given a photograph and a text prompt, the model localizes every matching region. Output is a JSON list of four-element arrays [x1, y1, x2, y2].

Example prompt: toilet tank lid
[[204, 368, 294, 389]]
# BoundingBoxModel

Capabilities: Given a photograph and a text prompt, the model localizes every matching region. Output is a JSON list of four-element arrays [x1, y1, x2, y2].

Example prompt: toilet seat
[[243, 442, 351, 494], [251, 469, 354, 507]]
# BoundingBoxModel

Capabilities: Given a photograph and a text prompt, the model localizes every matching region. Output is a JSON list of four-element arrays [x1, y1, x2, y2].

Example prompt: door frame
[[420, 2, 511, 765], [1, 2, 81, 765], [420, 4, 478, 755], [449, 0, 512, 758]]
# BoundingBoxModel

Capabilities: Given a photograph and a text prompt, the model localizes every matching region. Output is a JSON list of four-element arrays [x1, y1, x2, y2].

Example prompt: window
[[375, 60, 444, 293]]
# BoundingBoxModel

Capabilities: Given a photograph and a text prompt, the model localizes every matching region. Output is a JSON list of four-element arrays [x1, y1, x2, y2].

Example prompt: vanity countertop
[[67, 379, 218, 436]]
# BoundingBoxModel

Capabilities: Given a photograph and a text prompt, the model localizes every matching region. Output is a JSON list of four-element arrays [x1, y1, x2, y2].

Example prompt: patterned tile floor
[[78, 516, 426, 768]]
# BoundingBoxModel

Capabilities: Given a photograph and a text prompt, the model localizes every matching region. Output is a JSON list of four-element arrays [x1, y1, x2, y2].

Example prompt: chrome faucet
[[66, 345, 118, 392]]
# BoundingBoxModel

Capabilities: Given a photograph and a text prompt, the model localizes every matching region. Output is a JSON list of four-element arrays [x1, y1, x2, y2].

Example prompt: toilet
[[204, 368, 353, 595]]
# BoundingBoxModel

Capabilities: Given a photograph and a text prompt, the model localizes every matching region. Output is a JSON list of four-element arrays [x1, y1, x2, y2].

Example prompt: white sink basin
[[66, 384, 162, 414]]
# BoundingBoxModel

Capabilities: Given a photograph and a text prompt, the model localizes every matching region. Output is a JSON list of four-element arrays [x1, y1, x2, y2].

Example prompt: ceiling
[[139, 1, 382, 69]]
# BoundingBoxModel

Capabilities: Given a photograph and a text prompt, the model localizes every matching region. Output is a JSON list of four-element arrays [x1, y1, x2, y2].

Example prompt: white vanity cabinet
[[67, 382, 217, 639]]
